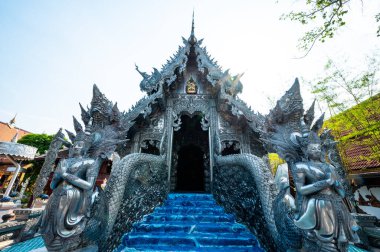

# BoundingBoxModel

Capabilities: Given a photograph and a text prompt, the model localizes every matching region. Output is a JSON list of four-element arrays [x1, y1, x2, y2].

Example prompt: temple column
[[165, 99, 174, 188], [208, 100, 217, 191], [132, 133, 141, 153]]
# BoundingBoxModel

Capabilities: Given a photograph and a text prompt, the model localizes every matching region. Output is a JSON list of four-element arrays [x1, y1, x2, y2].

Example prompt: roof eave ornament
[[7, 114, 17, 129]]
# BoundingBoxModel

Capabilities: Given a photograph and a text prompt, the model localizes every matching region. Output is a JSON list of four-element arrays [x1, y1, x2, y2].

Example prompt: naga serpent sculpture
[[85, 130, 169, 251], [213, 153, 282, 251]]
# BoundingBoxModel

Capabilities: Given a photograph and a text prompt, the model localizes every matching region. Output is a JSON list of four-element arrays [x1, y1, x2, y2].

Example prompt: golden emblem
[[186, 76, 197, 94]]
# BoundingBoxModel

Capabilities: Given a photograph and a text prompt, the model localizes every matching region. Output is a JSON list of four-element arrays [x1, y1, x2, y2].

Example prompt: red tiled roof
[[0, 121, 31, 142], [324, 94, 380, 174]]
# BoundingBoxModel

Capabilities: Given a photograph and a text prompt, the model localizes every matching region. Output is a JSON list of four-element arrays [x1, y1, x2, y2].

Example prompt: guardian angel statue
[[261, 79, 360, 252]]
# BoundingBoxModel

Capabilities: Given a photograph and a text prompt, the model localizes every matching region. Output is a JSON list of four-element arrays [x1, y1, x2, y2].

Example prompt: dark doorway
[[171, 114, 209, 192], [176, 144, 205, 192]]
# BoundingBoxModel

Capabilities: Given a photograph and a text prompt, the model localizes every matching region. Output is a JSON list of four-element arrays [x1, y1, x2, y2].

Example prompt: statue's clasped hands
[[55, 160, 68, 179], [326, 173, 335, 186]]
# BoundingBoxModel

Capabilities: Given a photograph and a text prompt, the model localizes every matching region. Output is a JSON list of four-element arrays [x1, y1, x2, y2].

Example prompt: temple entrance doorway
[[171, 114, 210, 192], [176, 144, 204, 191]]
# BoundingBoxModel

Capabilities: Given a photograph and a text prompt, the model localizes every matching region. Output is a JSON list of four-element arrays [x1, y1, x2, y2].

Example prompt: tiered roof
[[74, 16, 265, 140], [133, 15, 263, 132]]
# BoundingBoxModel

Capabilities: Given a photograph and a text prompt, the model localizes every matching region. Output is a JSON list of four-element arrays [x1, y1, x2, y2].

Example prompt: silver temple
[[33, 15, 366, 252]]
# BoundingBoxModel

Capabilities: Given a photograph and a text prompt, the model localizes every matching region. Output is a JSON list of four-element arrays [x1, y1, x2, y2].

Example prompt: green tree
[[309, 56, 379, 115], [282, 0, 380, 56], [18, 133, 54, 155], [323, 94, 380, 168], [307, 56, 380, 170], [17, 134, 55, 196]]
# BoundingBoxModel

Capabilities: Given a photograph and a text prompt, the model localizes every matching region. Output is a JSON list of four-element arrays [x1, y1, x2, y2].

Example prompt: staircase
[[116, 193, 264, 251]]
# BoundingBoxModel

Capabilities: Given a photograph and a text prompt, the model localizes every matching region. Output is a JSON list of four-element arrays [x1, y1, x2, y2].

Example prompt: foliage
[[17, 133, 55, 196], [23, 160, 45, 194], [309, 56, 379, 115], [324, 94, 380, 170], [268, 153, 286, 175], [18, 133, 54, 155], [307, 56, 380, 172], [281, 0, 380, 56]]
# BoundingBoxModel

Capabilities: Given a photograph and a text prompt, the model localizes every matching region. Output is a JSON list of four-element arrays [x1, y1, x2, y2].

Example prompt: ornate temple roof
[[135, 14, 243, 97], [71, 15, 265, 141], [132, 15, 263, 132]]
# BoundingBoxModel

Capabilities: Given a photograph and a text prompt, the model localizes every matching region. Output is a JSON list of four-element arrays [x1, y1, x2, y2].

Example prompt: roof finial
[[188, 10, 197, 45], [11, 131, 19, 143], [7, 114, 17, 129], [191, 10, 195, 37]]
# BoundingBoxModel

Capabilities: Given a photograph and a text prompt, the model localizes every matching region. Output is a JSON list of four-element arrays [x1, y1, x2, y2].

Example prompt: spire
[[73, 116, 83, 133], [191, 10, 195, 37], [188, 10, 197, 45]]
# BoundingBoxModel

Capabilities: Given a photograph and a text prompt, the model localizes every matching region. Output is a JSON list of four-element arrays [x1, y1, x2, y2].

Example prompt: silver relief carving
[[172, 112, 182, 131], [172, 96, 210, 115], [200, 112, 210, 131]]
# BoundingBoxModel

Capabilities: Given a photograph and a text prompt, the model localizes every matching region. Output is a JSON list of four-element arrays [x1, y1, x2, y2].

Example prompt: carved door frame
[[166, 95, 216, 192]]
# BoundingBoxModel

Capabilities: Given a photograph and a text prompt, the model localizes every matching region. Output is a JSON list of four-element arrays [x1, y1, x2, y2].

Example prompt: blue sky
[[0, 1, 379, 134]]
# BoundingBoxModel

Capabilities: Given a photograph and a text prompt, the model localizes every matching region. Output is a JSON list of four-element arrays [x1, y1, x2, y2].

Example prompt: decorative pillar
[[241, 130, 249, 154], [132, 133, 141, 153], [165, 99, 174, 187], [208, 100, 217, 191]]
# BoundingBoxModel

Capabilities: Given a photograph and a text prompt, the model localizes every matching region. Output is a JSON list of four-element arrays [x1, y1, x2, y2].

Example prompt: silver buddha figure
[[293, 133, 359, 251], [39, 140, 102, 251]]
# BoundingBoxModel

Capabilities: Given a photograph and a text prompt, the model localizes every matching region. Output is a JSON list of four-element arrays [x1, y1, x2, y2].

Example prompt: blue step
[[167, 193, 215, 201], [118, 245, 263, 252], [154, 206, 225, 215], [132, 222, 249, 234], [143, 213, 235, 223], [116, 193, 264, 251], [163, 199, 217, 207]]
